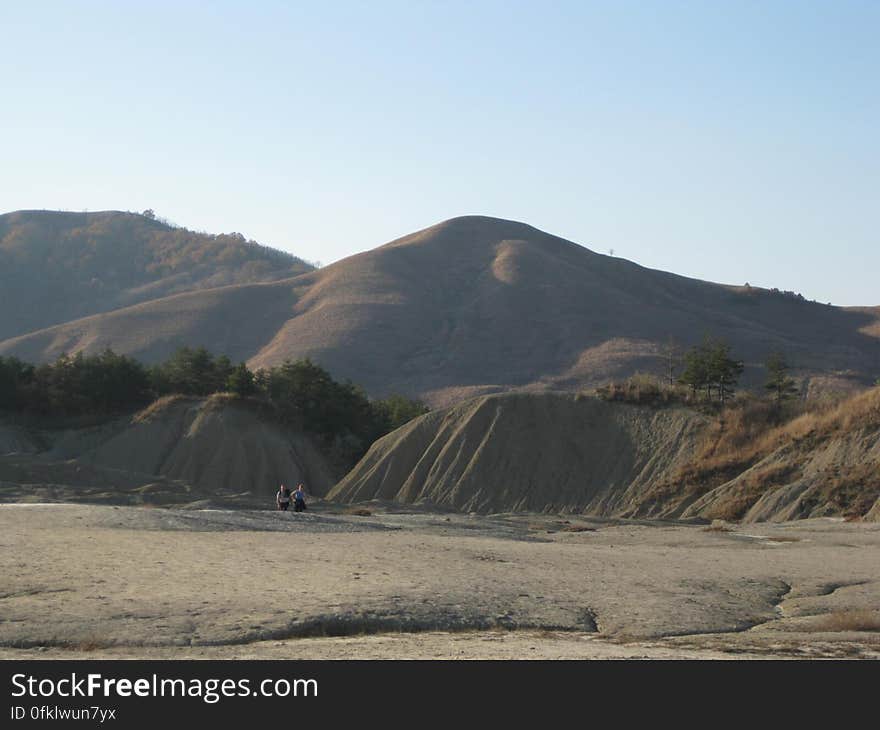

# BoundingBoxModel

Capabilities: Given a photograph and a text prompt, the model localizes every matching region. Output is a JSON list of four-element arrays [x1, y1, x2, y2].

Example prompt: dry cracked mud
[[1, 503, 878, 659]]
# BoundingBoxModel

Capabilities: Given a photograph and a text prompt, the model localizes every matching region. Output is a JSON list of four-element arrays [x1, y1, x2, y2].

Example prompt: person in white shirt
[[276, 484, 291, 511]]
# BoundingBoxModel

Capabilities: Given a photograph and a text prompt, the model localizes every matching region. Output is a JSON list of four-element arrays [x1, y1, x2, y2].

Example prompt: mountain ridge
[[1, 213, 878, 406], [0, 209, 313, 341]]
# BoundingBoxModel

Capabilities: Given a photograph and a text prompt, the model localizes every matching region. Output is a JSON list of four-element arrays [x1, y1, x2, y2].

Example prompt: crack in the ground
[[772, 580, 794, 619], [0, 611, 600, 650], [646, 579, 794, 640], [0, 587, 73, 601], [815, 580, 870, 597]]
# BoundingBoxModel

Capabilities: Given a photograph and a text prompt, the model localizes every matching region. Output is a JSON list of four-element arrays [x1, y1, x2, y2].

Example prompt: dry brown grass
[[704, 463, 805, 521], [822, 462, 880, 518], [345, 508, 373, 517], [702, 523, 733, 533], [132, 394, 190, 423], [204, 392, 239, 407], [706, 498, 756, 522], [203, 392, 279, 421], [651, 386, 880, 520], [134, 392, 281, 427], [595, 374, 690, 407], [761, 386, 880, 451], [812, 610, 880, 633], [62, 637, 107, 652], [695, 399, 805, 467]]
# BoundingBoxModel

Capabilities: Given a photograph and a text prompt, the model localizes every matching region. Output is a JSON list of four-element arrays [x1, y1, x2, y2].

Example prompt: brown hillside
[[2, 215, 878, 405], [0, 210, 312, 341], [673, 387, 880, 522], [0, 279, 298, 366]]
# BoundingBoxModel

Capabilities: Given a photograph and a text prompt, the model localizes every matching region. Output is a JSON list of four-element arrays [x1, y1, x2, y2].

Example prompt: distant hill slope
[[1, 215, 878, 403], [0, 210, 312, 341], [329, 389, 880, 522], [0, 279, 299, 366]]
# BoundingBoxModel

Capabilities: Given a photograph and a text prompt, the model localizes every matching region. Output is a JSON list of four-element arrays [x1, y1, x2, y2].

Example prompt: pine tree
[[764, 351, 798, 405], [707, 340, 744, 405], [679, 342, 710, 397], [226, 362, 257, 396], [679, 336, 743, 404]]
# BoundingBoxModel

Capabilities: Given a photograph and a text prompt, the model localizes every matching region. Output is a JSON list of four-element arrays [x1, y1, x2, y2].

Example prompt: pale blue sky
[[2, 1, 877, 304]]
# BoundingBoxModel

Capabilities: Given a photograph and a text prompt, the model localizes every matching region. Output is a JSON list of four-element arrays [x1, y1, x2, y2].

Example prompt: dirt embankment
[[330, 389, 880, 522], [0, 424, 41, 455], [5, 387, 878, 521], [0, 395, 335, 506], [329, 392, 706, 514], [675, 388, 880, 522]]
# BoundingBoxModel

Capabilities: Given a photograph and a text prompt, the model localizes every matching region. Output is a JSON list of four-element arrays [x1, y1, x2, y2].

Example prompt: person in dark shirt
[[293, 484, 307, 512]]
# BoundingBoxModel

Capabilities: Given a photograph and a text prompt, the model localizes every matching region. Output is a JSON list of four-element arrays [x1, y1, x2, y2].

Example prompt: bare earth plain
[[1, 503, 878, 659]]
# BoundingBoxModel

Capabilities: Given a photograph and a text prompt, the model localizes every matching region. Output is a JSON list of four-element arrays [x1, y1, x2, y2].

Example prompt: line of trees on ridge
[[0, 347, 428, 464]]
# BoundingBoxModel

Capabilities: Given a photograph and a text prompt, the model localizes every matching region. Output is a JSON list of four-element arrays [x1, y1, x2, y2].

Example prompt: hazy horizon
[[3, 1, 877, 306]]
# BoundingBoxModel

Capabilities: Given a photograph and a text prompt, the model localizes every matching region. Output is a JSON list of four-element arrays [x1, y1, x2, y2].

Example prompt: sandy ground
[[1, 504, 878, 659]]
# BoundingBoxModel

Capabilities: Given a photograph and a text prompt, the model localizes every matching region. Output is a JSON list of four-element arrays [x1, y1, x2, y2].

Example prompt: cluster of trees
[[677, 338, 745, 404], [669, 336, 798, 407], [0, 212, 310, 288], [0, 347, 428, 463], [0, 350, 152, 414], [768, 287, 806, 301]]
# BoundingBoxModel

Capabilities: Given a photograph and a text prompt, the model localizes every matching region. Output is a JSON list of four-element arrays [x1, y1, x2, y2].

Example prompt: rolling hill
[[0, 210, 313, 341], [1, 215, 878, 405]]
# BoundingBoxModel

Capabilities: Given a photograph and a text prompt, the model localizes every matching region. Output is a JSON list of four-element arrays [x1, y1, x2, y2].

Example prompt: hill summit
[[0, 209, 312, 341], [0, 214, 878, 405]]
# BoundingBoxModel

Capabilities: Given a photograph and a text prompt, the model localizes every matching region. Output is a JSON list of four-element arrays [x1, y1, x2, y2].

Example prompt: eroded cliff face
[[0, 395, 336, 507], [331, 389, 880, 523], [330, 392, 707, 514]]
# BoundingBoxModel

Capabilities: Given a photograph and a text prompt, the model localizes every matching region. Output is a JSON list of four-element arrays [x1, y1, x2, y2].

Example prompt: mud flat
[[1, 503, 878, 659]]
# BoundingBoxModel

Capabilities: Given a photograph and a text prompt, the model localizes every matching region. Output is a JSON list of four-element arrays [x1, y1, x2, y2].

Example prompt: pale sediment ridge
[[330, 390, 880, 522]]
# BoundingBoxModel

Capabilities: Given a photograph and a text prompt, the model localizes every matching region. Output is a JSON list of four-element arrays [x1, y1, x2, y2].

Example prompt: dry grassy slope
[[252, 216, 880, 403], [677, 388, 880, 523], [0, 279, 299, 365], [2, 215, 878, 405], [328, 392, 707, 514], [0, 395, 336, 502], [0, 210, 312, 341]]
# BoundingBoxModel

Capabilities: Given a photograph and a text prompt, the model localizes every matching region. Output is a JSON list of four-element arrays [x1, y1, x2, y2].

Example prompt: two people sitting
[[276, 483, 307, 512]]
